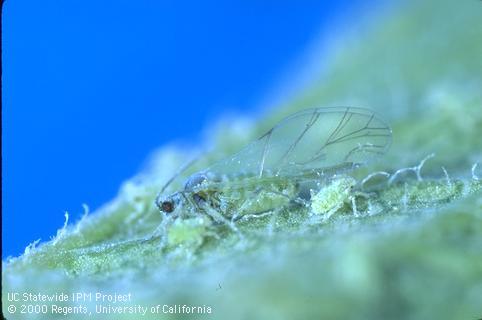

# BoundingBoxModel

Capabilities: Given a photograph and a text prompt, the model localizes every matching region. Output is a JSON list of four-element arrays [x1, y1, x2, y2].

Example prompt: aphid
[[156, 107, 392, 228], [310, 176, 368, 220]]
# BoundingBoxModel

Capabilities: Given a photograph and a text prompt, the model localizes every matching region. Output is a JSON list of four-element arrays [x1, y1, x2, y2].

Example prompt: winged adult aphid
[[156, 107, 392, 225]]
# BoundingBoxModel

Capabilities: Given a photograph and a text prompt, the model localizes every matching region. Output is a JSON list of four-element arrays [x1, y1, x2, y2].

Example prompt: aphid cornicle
[[156, 107, 392, 225]]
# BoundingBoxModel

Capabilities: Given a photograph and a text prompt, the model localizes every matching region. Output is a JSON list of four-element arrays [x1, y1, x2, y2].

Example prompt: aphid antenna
[[158, 154, 202, 196], [471, 163, 480, 181], [388, 153, 435, 185]]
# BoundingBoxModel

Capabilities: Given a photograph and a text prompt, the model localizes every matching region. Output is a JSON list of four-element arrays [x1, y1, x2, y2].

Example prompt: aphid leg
[[204, 230, 221, 240], [239, 207, 288, 236], [350, 191, 371, 217], [291, 197, 310, 207], [179, 191, 242, 237], [366, 199, 383, 216], [266, 190, 309, 207], [240, 210, 274, 222], [321, 204, 343, 222], [350, 195, 358, 217], [204, 206, 243, 238], [230, 212, 239, 224], [178, 191, 202, 218], [266, 207, 282, 236], [305, 202, 341, 225]]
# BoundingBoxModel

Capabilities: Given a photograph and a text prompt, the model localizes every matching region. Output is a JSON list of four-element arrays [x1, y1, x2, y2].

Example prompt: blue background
[[3, 0, 365, 257]]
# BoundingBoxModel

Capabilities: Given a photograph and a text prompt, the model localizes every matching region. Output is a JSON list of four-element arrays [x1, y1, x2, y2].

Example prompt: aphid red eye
[[161, 201, 174, 213]]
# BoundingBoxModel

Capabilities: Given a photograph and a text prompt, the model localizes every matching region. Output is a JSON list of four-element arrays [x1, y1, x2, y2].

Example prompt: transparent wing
[[204, 107, 392, 179]]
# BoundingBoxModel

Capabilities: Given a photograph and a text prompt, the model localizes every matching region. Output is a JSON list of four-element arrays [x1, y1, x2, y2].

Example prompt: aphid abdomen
[[218, 177, 298, 218]]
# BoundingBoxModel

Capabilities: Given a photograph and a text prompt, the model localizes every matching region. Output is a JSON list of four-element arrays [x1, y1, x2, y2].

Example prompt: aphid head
[[156, 192, 182, 215], [160, 200, 175, 213]]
